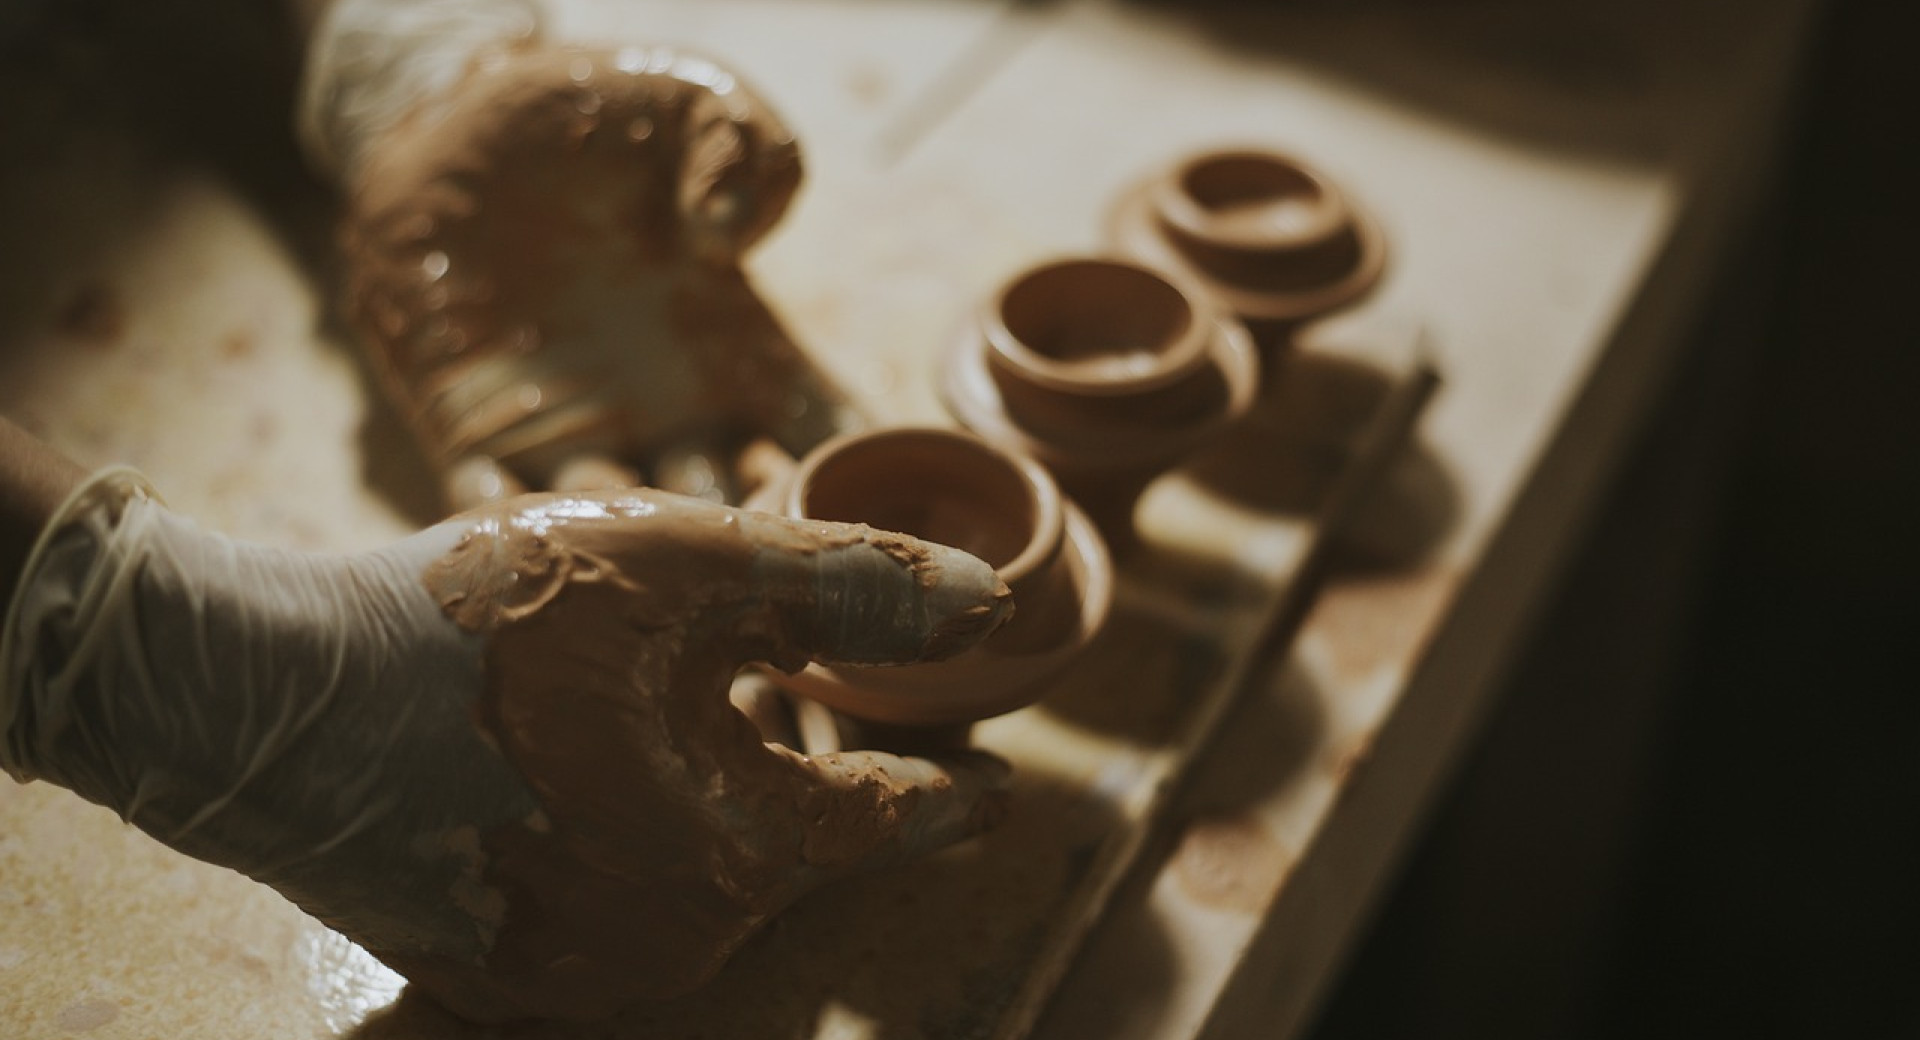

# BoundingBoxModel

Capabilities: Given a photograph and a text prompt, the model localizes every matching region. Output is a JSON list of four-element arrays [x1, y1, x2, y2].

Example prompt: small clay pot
[[941, 257, 1258, 552], [761, 427, 1112, 729], [1108, 148, 1386, 342]]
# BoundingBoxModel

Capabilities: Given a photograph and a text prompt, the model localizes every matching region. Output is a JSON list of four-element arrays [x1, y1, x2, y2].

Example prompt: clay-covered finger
[[731, 510, 1013, 669], [787, 747, 1011, 879]]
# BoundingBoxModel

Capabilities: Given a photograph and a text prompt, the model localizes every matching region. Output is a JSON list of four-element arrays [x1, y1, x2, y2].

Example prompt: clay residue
[[407, 489, 1011, 1021], [425, 500, 658, 633], [441, 825, 509, 946], [1308, 563, 1459, 684], [428, 516, 568, 632], [340, 44, 847, 492], [863, 525, 1023, 648], [865, 526, 937, 578], [791, 754, 922, 866], [1171, 813, 1294, 915]]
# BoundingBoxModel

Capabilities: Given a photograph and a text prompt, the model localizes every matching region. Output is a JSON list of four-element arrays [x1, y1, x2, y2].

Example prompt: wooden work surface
[[0, 2, 1814, 1038]]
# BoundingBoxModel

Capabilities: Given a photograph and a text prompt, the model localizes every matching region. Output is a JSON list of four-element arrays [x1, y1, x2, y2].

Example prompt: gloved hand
[[304, 0, 854, 507], [1, 469, 1012, 1022]]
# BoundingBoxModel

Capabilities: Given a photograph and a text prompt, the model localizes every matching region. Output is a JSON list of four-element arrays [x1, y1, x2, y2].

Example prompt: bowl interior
[[996, 260, 1198, 386], [797, 431, 1044, 575], [1178, 152, 1327, 239]]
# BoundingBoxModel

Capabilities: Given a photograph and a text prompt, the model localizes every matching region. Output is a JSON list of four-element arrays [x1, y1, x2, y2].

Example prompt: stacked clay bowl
[[941, 257, 1258, 552], [1108, 148, 1385, 341]]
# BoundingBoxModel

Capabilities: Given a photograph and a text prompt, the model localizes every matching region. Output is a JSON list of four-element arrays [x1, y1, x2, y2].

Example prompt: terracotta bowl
[[942, 257, 1257, 550], [1107, 148, 1386, 334], [760, 427, 1112, 727]]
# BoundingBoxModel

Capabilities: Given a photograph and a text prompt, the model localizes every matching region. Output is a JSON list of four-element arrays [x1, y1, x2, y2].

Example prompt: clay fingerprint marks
[[340, 42, 842, 511], [412, 495, 779, 1017]]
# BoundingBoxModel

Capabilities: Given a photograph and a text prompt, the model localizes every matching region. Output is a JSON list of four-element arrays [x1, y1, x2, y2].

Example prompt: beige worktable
[[0, 1, 1812, 1037]]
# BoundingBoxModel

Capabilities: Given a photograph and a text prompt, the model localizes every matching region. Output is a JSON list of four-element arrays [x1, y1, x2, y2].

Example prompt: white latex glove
[[1, 470, 1012, 1022]]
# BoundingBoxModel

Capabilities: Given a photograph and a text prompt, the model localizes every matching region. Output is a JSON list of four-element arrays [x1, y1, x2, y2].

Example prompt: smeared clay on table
[[314, 4, 854, 505]]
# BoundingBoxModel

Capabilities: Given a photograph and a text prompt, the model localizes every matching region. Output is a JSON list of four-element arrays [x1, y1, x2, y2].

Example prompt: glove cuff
[[0, 466, 161, 784], [0, 468, 536, 968], [297, 0, 544, 181]]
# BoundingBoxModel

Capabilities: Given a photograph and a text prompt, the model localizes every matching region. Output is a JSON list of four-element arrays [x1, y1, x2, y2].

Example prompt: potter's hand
[[323, 30, 851, 508], [1, 471, 1013, 1023]]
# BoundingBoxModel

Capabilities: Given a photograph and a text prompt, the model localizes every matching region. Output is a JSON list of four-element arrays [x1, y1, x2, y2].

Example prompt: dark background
[[1309, 3, 1920, 1037]]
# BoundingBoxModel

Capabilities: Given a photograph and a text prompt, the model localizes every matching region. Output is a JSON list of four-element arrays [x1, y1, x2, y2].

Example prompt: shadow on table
[[1110, 0, 1756, 166], [1036, 651, 1342, 1040], [1184, 344, 1462, 575], [1041, 586, 1330, 814], [347, 768, 1166, 1040]]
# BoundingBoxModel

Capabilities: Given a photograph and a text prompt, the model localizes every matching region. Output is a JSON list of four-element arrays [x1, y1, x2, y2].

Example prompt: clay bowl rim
[[764, 426, 1114, 726], [943, 306, 1262, 465], [781, 425, 1066, 591], [1150, 148, 1350, 255], [982, 256, 1216, 399], [1106, 146, 1389, 324]]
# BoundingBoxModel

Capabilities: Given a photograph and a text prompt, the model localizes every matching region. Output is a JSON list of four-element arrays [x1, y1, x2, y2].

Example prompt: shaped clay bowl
[[1108, 148, 1386, 329], [941, 257, 1258, 548], [760, 427, 1112, 727]]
